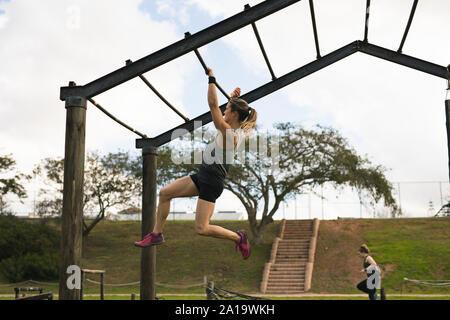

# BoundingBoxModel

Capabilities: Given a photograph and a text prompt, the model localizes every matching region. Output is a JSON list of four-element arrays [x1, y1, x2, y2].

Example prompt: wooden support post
[[140, 147, 158, 300], [59, 83, 87, 300], [100, 273, 104, 300]]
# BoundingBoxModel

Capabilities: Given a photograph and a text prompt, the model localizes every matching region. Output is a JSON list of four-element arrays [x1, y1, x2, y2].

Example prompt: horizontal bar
[[136, 41, 359, 148], [245, 4, 277, 80], [398, 0, 419, 53], [60, 0, 302, 100], [363, 0, 371, 42], [126, 59, 190, 122], [184, 32, 231, 100], [309, 0, 321, 58], [358, 41, 448, 79], [88, 98, 148, 138]]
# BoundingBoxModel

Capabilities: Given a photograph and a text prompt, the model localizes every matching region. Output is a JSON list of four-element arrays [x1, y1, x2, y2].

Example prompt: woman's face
[[224, 102, 238, 124]]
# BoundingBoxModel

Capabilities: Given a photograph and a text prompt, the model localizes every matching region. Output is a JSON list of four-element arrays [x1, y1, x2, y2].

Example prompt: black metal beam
[[363, 0, 371, 42], [60, 0, 302, 100], [245, 4, 277, 80], [357, 41, 448, 79], [309, 0, 321, 59], [126, 59, 190, 122], [136, 41, 359, 148], [398, 0, 419, 53]]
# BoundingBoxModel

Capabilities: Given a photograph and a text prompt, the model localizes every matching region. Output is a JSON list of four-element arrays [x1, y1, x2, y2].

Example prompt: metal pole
[[140, 146, 158, 300], [244, 4, 277, 80], [321, 185, 324, 220], [308, 193, 311, 219], [126, 59, 190, 123], [309, 0, 321, 59], [184, 32, 231, 100], [88, 98, 148, 138], [446, 99, 450, 183], [446, 66, 450, 183], [363, 0, 371, 42], [59, 82, 86, 300], [398, 0, 419, 53], [295, 197, 297, 219]]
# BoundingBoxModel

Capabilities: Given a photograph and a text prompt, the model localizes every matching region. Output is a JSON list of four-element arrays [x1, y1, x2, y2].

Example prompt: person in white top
[[135, 67, 257, 260]]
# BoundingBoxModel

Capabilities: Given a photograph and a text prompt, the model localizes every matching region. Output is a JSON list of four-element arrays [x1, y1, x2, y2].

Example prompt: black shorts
[[190, 171, 224, 203]]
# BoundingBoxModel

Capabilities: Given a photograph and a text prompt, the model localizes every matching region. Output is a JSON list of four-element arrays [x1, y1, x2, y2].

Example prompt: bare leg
[[153, 176, 198, 234], [194, 199, 240, 242]]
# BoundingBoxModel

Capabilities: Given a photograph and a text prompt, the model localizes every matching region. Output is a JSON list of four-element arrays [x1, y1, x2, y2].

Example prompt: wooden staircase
[[260, 219, 319, 294]]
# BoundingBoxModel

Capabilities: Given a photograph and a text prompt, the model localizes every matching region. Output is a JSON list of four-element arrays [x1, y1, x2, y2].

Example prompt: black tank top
[[200, 129, 245, 180]]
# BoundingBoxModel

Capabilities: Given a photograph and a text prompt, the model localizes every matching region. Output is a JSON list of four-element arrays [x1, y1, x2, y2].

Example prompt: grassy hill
[[0, 217, 448, 297], [80, 220, 279, 294], [312, 218, 450, 294]]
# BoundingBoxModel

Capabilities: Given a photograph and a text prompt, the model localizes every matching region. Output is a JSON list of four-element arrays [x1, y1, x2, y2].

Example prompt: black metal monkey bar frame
[[59, 0, 450, 301]]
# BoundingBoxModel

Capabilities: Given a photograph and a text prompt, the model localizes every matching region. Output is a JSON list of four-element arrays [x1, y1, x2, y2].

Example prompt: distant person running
[[134, 68, 257, 260], [357, 244, 382, 300]]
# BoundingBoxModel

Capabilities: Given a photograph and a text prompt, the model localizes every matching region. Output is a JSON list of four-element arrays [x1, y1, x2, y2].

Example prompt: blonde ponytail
[[229, 97, 257, 133]]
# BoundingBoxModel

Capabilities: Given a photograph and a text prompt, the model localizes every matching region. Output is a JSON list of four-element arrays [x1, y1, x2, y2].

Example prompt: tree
[[33, 158, 64, 218], [225, 123, 398, 243], [0, 154, 30, 214], [34, 151, 141, 236], [154, 123, 398, 244], [82, 151, 141, 236]]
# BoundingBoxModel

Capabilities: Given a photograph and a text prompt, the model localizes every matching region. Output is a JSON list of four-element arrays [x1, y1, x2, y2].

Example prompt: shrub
[[0, 215, 60, 282], [0, 252, 59, 282]]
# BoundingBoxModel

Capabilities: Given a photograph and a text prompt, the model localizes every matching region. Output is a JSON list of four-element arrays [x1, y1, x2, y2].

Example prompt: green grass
[[0, 218, 449, 299], [312, 218, 450, 294]]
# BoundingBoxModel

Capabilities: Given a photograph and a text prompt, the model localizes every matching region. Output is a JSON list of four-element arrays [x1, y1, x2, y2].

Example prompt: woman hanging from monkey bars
[[134, 68, 257, 260]]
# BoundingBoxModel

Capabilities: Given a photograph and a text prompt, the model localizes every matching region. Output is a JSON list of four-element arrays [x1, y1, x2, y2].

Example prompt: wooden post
[[140, 146, 158, 300], [59, 83, 87, 300], [100, 273, 104, 300], [80, 270, 84, 300]]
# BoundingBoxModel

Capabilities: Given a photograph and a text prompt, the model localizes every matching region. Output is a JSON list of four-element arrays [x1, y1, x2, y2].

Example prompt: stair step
[[267, 282, 305, 288], [270, 265, 306, 269], [278, 246, 310, 248], [268, 276, 305, 281], [269, 272, 305, 276], [270, 266, 305, 270], [268, 280, 304, 284], [275, 260, 308, 263], [265, 290, 305, 293], [266, 287, 304, 291]]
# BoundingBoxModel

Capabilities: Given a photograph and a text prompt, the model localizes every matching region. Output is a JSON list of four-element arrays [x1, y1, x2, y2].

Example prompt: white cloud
[[1, 0, 449, 217], [0, 0, 195, 212], [179, 0, 450, 217]]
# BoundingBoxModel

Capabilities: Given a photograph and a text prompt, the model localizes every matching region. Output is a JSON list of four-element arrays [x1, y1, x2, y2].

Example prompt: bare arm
[[366, 256, 377, 266], [207, 68, 230, 136]]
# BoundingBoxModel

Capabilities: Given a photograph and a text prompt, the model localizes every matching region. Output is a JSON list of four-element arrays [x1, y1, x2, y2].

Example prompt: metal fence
[[8, 181, 450, 221]]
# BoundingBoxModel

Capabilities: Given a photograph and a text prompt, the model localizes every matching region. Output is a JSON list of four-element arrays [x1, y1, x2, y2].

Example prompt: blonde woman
[[357, 244, 381, 300], [135, 68, 257, 260]]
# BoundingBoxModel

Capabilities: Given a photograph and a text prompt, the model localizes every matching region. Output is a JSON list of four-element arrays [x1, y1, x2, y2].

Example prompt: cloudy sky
[[0, 0, 449, 219]]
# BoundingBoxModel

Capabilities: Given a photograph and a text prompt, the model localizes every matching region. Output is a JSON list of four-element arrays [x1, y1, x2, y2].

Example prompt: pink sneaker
[[235, 230, 251, 260], [134, 232, 164, 247]]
